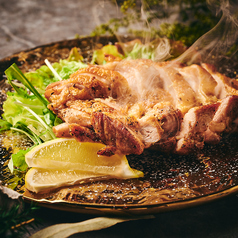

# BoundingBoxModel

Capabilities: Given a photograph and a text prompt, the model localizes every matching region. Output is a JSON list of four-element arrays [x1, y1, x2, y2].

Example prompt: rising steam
[[176, 0, 238, 74], [92, 1, 238, 75]]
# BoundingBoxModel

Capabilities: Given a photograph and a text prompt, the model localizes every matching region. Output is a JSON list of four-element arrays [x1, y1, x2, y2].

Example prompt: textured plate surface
[[1, 36, 238, 216]]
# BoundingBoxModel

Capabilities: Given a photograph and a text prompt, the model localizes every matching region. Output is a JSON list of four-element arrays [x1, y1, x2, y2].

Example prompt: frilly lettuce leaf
[[2, 52, 87, 172], [2, 92, 56, 143], [25, 58, 87, 88], [0, 119, 12, 132], [25, 65, 53, 91], [3, 92, 44, 125], [11, 147, 31, 172], [91, 44, 124, 65], [53, 59, 87, 80]]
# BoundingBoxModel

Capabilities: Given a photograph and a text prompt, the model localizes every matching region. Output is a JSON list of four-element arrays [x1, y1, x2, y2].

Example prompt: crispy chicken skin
[[45, 59, 238, 156]]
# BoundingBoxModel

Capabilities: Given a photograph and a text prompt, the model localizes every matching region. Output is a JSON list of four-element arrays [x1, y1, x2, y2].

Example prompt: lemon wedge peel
[[25, 138, 143, 193]]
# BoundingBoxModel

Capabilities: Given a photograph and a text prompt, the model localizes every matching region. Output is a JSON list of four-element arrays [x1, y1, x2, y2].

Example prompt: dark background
[[0, 0, 119, 59]]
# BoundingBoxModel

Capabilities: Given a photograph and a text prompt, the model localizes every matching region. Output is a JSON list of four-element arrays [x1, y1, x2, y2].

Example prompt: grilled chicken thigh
[[45, 59, 238, 155]]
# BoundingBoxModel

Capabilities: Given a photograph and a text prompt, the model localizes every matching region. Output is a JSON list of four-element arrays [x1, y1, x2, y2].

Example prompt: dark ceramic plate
[[1, 36, 238, 216]]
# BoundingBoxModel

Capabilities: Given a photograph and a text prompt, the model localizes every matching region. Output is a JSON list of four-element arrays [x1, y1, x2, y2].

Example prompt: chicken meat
[[45, 59, 238, 156]]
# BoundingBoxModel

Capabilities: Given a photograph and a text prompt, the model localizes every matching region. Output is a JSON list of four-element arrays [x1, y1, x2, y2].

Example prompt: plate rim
[[22, 185, 238, 215]]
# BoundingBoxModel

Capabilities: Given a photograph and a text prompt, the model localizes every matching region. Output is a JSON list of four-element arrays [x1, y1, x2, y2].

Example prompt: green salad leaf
[[90, 41, 168, 65], [1, 52, 90, 172], [11, 147, 31, 172], [91, 44, 124, 64], [5, 64, 49, 107], [0, 119, 11, 132], [53, 59, 87, 79], [126, 42, 155, 60], [25, 49, 87, 87]]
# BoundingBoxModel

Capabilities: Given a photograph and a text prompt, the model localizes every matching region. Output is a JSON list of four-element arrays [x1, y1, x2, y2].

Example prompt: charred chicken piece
[[176, 95, 238, 154], [45, 59, 238, 156], [91, 112, 144, 155]]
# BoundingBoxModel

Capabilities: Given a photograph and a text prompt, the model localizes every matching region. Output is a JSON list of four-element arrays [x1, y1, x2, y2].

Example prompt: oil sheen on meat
[[45, 59, 238, 156]]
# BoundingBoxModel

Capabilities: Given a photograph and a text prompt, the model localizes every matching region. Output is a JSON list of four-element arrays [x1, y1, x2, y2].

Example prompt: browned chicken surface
[[45, 59, 238, 156]]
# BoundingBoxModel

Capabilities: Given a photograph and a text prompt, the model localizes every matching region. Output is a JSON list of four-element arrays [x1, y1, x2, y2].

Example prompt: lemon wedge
[[25, 168, 105, 193], [25, 138, 143, 193], [25, 138, 143, 177]]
